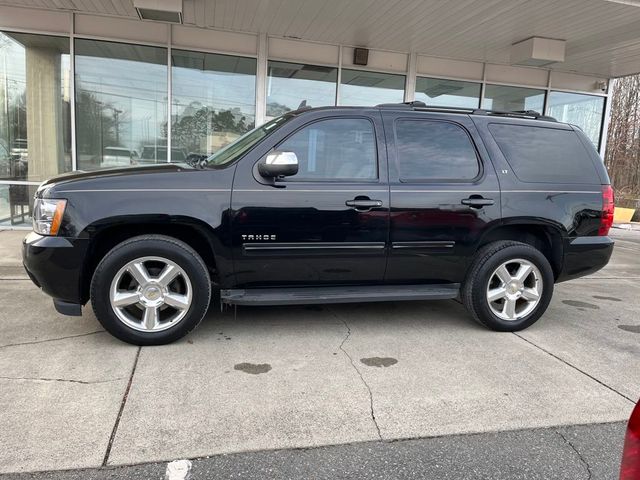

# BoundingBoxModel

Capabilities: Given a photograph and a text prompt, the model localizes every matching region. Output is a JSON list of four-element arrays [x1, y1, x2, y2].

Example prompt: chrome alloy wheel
[[109, 256, 192, 332], [486, 258, 542, 321]]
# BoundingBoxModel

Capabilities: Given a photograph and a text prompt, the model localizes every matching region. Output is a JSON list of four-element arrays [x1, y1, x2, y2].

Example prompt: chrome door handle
[[345, 198, 383, 210], [461, 197, 494, 208]]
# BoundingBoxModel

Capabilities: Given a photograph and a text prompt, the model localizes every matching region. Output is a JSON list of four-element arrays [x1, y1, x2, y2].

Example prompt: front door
[[382, 112, 501, 284], [230, 111, 389, 288]]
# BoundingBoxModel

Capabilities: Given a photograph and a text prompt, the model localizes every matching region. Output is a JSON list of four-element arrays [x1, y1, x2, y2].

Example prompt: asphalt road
[[4, 422, 627, 480]]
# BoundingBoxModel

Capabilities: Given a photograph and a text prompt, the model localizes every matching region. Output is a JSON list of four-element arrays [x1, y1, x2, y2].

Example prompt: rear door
[[382, 111, 501, 284]]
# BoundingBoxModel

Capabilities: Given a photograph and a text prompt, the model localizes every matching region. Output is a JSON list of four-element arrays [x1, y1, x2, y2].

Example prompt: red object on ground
[[620, 400, 640, 479]]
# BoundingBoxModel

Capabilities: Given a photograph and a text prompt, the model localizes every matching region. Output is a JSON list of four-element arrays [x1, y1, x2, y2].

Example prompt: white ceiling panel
[[2, 0, 640, 77]]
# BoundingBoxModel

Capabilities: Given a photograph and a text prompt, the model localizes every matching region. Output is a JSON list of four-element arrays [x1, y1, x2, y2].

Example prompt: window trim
[[271, 115, 381, 184], [393, 118, 484, 184]]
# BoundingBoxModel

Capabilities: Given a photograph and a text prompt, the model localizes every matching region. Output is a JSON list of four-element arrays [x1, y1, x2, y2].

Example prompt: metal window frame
[[166, 27, 172, 162], [255, 33, 267, 126], [69, 13, 77, 171]]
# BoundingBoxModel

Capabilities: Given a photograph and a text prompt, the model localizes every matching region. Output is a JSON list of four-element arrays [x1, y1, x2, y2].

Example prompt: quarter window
[[277, 118, 377, 182], [488, 123, 601, 184], [395, 120, 479, 181]]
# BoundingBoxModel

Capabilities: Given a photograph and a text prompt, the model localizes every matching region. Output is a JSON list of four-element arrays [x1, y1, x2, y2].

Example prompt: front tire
[[90, 235, 211, 345], [461, 241, 554, 331]]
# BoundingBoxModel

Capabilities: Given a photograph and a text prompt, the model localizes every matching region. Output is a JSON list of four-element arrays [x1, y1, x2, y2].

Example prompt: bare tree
[[605, 75, 640, 203]]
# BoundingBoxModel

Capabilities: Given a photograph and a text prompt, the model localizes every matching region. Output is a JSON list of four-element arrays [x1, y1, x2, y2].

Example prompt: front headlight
[[33, 198, 67, 236]]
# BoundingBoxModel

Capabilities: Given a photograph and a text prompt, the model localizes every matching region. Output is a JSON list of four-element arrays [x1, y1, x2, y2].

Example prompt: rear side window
[[395, 120, 480, 181], [488, 123, 600, 184]]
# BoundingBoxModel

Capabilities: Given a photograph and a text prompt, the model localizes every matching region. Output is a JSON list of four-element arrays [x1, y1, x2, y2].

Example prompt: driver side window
[[277, 117, 377, 182]]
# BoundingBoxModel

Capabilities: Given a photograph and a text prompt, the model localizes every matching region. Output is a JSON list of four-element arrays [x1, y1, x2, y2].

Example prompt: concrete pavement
[[0, 228, 638, 476]]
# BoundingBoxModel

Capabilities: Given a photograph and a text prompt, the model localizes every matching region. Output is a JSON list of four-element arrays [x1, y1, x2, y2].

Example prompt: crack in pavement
[[0, 376, 124, 385], [103, 346, 141, 467], [513, 332, 635, 404], [330, 308, 383, 440], [557, 430, 592, 479], [0, 330, 105, 349]]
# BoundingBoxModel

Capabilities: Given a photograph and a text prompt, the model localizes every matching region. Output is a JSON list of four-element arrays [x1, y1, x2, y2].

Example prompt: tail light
[[599, 185, 615, 236], [620, 400, 640, 479]]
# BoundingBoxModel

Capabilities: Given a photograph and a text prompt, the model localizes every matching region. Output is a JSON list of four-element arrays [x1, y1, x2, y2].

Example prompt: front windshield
[[206, 115, 293, 167]]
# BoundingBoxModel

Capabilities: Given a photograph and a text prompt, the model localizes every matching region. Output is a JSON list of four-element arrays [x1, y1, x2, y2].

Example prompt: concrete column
[[25, 46, 64, 181]]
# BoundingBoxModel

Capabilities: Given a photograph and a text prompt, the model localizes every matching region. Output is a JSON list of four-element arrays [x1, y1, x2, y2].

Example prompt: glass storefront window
[[340, 69, 405, 106], [0, 32, 71, 183], [172, 50, 256, 158], [482, 84, 545, 113], [266, 60, 337, 118], [0, 183, 38, 227], [0, 31, 71, 226], [415, 77, 481, 108], [75, 39, 167, 169], [547, 91, 605, 147]]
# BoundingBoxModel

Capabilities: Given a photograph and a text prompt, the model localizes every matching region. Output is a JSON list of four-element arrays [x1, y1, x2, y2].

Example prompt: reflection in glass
[[75, 39, 167, 169], [0, 183, 37, 227], [0, 32, 71, 184], [207, 115, 292, 168], [0, 31, 70, 226], [340, 69, 405, 106], [172, 50, 256, 158], [277, 118, 377, 181], [482, 84, 545, 112], [415, 77, 480, 108], [547, 91, 605, 147], [396, 120, 479, 181], [266, 61, 337, 118]]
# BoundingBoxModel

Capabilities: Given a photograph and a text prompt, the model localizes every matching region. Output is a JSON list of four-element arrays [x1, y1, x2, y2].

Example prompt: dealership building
[[1, 0, 639, 227]]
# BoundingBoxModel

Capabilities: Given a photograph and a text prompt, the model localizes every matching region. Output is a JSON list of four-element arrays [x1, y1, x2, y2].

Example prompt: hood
[[36, 163, 221, 198], [39, 163, 193, 189]]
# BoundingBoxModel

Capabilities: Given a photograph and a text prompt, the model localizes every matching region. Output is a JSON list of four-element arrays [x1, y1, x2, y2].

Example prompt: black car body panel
[[23, 105, 614, 311]]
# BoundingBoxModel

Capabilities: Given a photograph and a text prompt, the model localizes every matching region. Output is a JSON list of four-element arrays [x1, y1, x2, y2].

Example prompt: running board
[[220, 284, 460, 306]]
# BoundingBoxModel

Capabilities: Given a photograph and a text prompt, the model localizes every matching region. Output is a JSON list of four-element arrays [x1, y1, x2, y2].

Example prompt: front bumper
[[22, 231, 89, 305], [556, 236, 614, 282]]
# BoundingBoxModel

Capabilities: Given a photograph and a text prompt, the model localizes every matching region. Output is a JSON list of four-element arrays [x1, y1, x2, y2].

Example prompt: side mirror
[[258, 151, 299, 178]]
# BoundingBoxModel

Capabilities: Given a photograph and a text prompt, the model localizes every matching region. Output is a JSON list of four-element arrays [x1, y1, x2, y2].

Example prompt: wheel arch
[[475, 222, 564, 279], [80, 215, 224, 304]]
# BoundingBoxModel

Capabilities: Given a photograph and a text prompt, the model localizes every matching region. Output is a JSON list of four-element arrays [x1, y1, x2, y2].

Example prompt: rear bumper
[[22, 231, 89, 305], [556, 236, 614, 282]]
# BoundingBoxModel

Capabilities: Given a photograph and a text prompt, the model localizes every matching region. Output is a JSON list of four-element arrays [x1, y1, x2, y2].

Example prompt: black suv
[[23, 103, 615, 345]]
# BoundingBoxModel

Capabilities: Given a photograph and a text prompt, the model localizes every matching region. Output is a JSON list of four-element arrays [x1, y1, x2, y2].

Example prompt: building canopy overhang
[[3, 0, 640, 78]]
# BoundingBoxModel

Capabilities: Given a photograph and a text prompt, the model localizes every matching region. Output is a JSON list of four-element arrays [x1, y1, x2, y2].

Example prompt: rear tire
[[461, 240, 554, 331], [90, 235, 211, 345]]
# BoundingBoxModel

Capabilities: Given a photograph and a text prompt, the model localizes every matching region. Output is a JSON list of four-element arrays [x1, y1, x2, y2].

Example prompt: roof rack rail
[[375, 102, 557, 122], [472, 108, 557, 122], [376, 101, 431, 109]]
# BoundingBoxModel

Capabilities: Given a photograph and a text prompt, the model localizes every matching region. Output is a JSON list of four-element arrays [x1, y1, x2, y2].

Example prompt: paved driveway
[[0, 229, 638, 475]]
